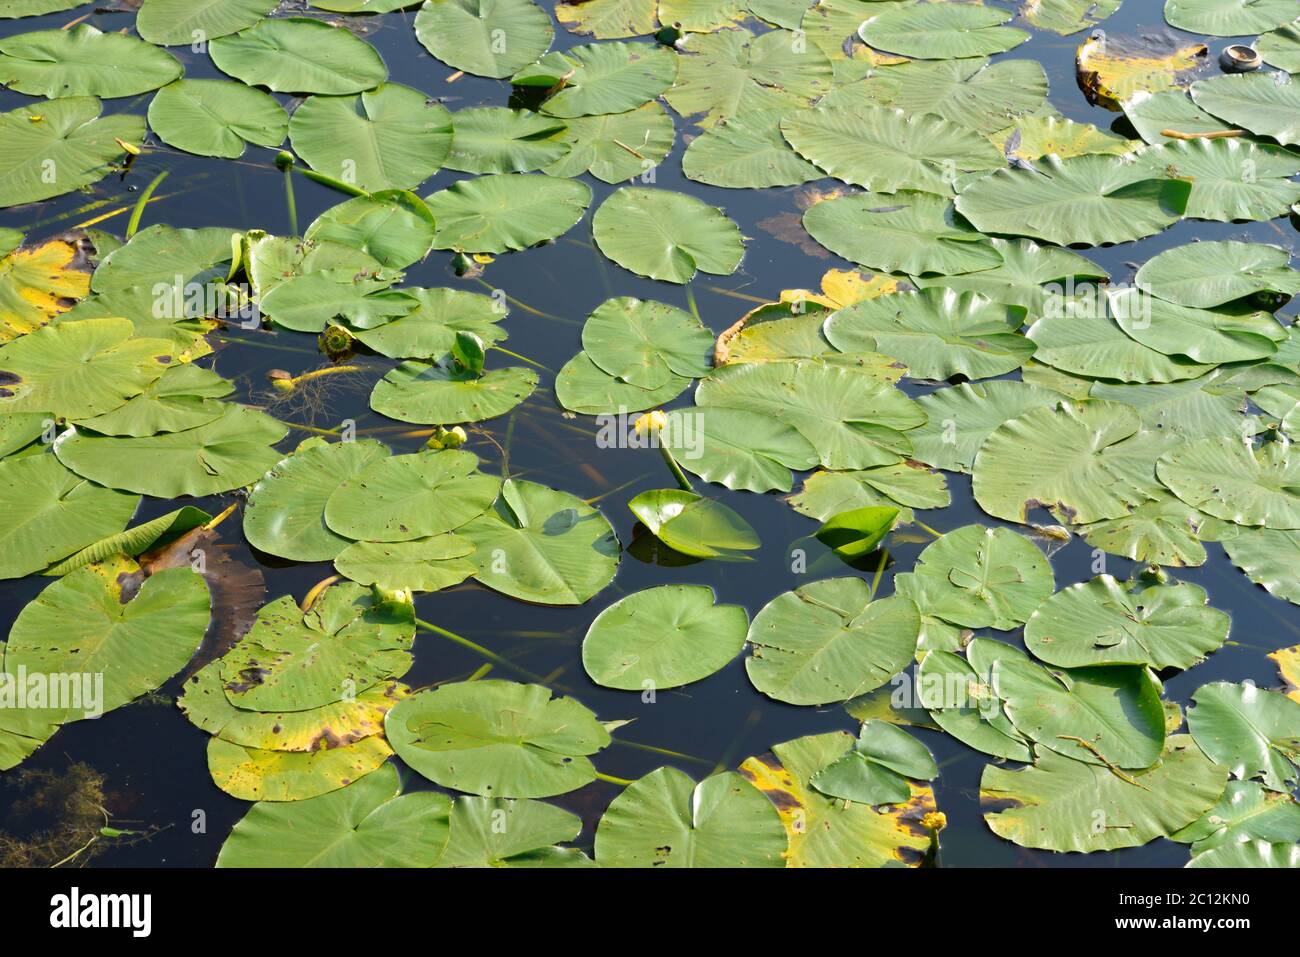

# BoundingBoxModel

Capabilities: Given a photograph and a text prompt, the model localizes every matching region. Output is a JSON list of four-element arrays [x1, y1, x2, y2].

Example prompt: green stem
[[125, 170, 169, 239], [915, 520, 943, 539], [415, 618, 549, 684], [660, 444, 694, 492], [684, 282, 701, 322], [593, 771, 635, 787], [282, 164, 298, 236], [492, 345, 551, 372], [869, 547, 890, 600]]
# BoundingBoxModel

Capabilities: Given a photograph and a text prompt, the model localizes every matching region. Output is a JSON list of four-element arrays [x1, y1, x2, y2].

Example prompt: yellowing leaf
[[782, 268, 904, 310], [993, 113, 1137, 161], [1271, 644, 1300, 703], [0, 237, 92, 343], [1076, 34, 1208, 112]]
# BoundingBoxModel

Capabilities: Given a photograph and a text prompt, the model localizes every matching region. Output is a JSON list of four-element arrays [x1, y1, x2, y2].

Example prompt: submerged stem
[[125, 170, 169, 239]]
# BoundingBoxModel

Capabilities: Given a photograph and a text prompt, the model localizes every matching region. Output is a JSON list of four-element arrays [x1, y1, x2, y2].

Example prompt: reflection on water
[[0, 0, 1295, 867]]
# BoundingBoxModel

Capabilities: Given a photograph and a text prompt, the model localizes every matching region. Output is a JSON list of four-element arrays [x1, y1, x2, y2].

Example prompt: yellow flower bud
[[633, 410, 667, 437]]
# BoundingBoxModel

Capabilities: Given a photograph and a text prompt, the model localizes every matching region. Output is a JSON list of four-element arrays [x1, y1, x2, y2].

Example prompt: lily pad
[[515, 41, 676, 119], [70, 362, 232, 437], [1024, 0, 1123, 34], [1257, 22, 1300, 73], [916, 639, 1033, 762], [682, 109, 821, 189], [1188, 681, 1300, 792], [581, 297, 711, 388], [210, 17, 388, 95], [148, 79, 288, 160], [1224, 527, 1300, 605], [556, 0, 657, 38], [859, 3, 1029, 60], [909, 380, 1063, 473], [662, 406, 819, 494], [1108, 287, 1285, 364], [592, 187, 743, 284], [1121, 89, 1233, 145], [1028, 309, 1217, 384], [333, 535, 477, 593], [426, 174, 591, 253], [810, 720, 937, 805], [304, 191, 437, 271], [1171, 780, 1300, 854], [208, 735, 392, 802], [137, 0, 278, 46], [745, 577, 919, 706], [0, 236, 91, 343], [0, 25, 181, 99], [1164, 0, 1298, 36], [1135, 240, 1300, 308], [555, 351, 690, 414], [385, 680, 610, 797], [370, 360, 538, 424], [1132, 137, 1300, 222], [788, 463, 950, 522], [1188, 839, 1300, 868], [582, 584, 748, 690], [543, 102, 675, 183], [1190, 72, 1300, 147], [414, 0, 554, 78], [353, 288, 507, 359], [1157, 437, 1300, 529], [628, 488, 760, 560], [445, 108, 568, 174]]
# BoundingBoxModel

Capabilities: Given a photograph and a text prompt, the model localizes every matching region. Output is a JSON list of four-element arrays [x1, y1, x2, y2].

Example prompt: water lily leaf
[[1121, 89, 1233, 144], [0, 97, 143, 208], [916, 639, 1034, 762], [582, 584, 748, 690], [788, 462, 949, 522], [324, 449, 499, 543], [1027, 309, 1215, 383], [1188, 838, 1300, 868], [592, 186, 743, 284], [460, 478, 619, 604], [425, 174, 590, 253], [595, 767, 787, 867], [1274, 645, 1300, 701], [981, 735, 1227, 852], [354, 288, 506, 359], [715, 305, 905, 374], [0, 317, 172, 419], [1109, 287, 1285, 366], [302, 192, 436, 272], [437, 795, 592, 867], [1076, 32, 1208, 111], [208, 735, 392, 801], [956, 153, 1191, 247], [628, 488, 761, 560], [909, 380, 1062, 473], [662, 27, 833, 128], [747, 0, 813, 29], [0, 1, 85, 16], [147, 79, 287, 160], [259, 269, 412, 333], [746, 578, 918, 705], [543, 102, 674, 183], [370, 360, 537, 424], [1257, 22, 1300, 73], [137, 0, 278, 46], [0, 453, 137, 579], [1135, 240, 1300, 308], [220, 586, 414, 713], [0, 25, 180, 99], [92, 225, 235, 295], [1224, 527, 1300, 605], [581, 297, 711, 388], [1190, 72, 1300, 147], [555, 351, 690, 414], [825, 288, 1031, 381], [1023, 0, 1122, 35], [682, 109, 821, 189], [1133, 138, 1300, 221], [290, 84, 452, 192], [824, 57, 1047, 135], [54, 404, 287, 498], [973, 399, 1152, 524], [44, 504, 211, 577], [994, 112, 1137, 160], [859, 3, 1029, 60], [210, 17, 388, 95], [1158, 437, 1300, 529], [660, 0, 744, 31], [334, 534, 477, 593], [782, 104, 1003, 194], [802, 191, 1003, 277], [1025, 576, 1230, 670], [912, 238, 1107, 314], [662, 406, 818, 493], [5, 557, 209, 725], [60, 284, 216, 363], [386, 679, 610, 797], [740, 731, 940, 867], [71, 362, 232, 437], [810, 721, 936, 805], [814, 505, 898, 561], [697, 360, 925, 470], [445, 107, 568, 174], [1188, 681, 1300, 792], [802, 0, 911, 81], [0, 236, 91, 343], [994, 656, 1166, 769], [1164, 0, 1298, 36], [415, 0, 554, 78], [1081, 490, 1226, 567], [216, 763, 448, 865], [1172, 780, 1300, 855], [909, 524, 1054, 630], [556, 0, 658, 38], [515, 41, 676, 118], [244, 439, 389, 562]]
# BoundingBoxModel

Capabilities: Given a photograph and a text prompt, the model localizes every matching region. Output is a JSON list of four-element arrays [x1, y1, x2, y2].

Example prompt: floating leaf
[[460, 479, 619, 605], [334, 535, 477, 594], [544, 102, 675, 183], [0, 25, 181, 99], [445, 107, 568, 174], [788, 462, 950, 523], [1121, 89, 1233, 144], [909, 380, 1063, 473], [1076, 32, 1207, 111], [592, 187, 743, 284], [908, 525, 1054, 631], [628, 488, 760, 560], [814, 505, 897, 561], [662, 406, 818, 494], [71, 362, 233, 437], [353, 288, 506, 359], [1257, 22, 1300, 73], [208, 735, 392, 802], [426, 174, 590, 253], [911, 238, 1107, 315], [1188, 839, 1300, 868], [1164, 0, 1298, 36], [1135, 240, 1300, 308], [746, 577, 918, 706], [211, 17, 387, 94], [137, 0, 278, 47], [582, 584, 748, 690], [1029, 309, 1217, 383], [1190, 72, 1300, 147], [0, 236, 91, 343], [1172, 780, 1300, 855], [1224, 527, 1300, 605], [1188, 681, 1300, 792], [556, 0, 658, 38], [386, 680, 610, 797], [92, 225, 235, 295], [1132, 138, 1300, 222], [1081, 491, 1225, 568], [916, 639, 1033, 762], [860, 3, 1028, 60], [516, 41, 676, 118], [810, 721, 937, 805], [1022, 0, 1122, 35], [1157, 437, 1300, 529], [370, 360, 537, 424], [555, 351, 690, 414], [148, 79, 288, 160], [44, 505, 210, 577], [682, 109, 821, 189], [581, 297, 711, 389], [415, 0, 554, 78]]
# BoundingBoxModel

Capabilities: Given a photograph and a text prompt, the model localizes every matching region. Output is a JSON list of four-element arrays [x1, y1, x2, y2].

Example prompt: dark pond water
[[0, 0, 1296, 867]]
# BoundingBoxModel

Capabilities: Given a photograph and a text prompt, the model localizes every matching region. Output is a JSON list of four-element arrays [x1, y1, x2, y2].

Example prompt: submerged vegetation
[[0, 0, 1298, 869]]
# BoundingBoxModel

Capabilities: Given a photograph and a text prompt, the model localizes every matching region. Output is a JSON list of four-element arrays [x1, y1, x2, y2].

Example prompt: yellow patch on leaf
[[782, 268, 903, 310], [1270, 644, 1300, 703], [0, 238, 92, 343], [1076, 34, 1207, 111]]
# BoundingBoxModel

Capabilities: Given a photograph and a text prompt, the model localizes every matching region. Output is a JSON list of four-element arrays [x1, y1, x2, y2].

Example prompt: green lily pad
[[981, 735, 1227, 852], [92, 225, 235, 295], [555, 0, 658, 38], [909, 380, 1063, 473], [1133, 137, 1300, 222], [1172, 780, 1300, 854], [1190, 72, 1300, 147], [1188, 839, 1300, 868], [304, 192, 437, 271], [628, 488, 761, 560], [1028, 309, 1217, 383], [746, 577, 919, 706], [859, 3, 1029, 60], [787, 463, 950, 522], [555, 351, 690, 415], [1157, 437, 1300, 529], [334, 534, 477, 593], [1121, 89, 1231, 145], [682, 109, 820, 189], [581, 297, 711, 388], [210, 17, 388, 95], [1108, 287, 1285, 365], [445, 107, 569, 174], [1164, 0, 1298, 36], [662, 406, 819, 494], [1188, 681, 1300, 792], [353, 288, 506, 359], [216, 763, 450, 866], [1023, 0, 1122, 34], [582, 584, 748, 690], [1224, 527, 1300, 605], [147, 79, 288, 159], [810, 720, 937, 805], [814, 504, 897, 561], [592, 187, 744, 284], [425, 174, 591, 253], [1135, 240, 1300, 308], [543, 102, 675, 183], [137, 0, 278, 45], [0, 25, 180, 99], [1257, 22, 1300, 73], [916, 639, 1033, 762], [0, 1, 86, 17], [370, 360, 537, 424], [386, 679, 610, 797], [1081, 491, 1224, 568], [595, 767, 788, 867], [515, 41, 676, 118], [460, 478, 620, 605], [910, 238, 1107, 313], [437, 795, 592, 867], [415, 0, 554, 78], [70, 363, 232, 437], [43, 505, 211, 577]]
